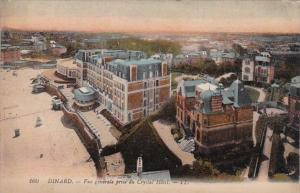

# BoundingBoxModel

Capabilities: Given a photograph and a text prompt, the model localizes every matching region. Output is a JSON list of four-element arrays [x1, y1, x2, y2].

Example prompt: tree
[[232, 43, 247, 56], [61, 42, 81, 58], [268, 133, 286, 177], [268, 115, 287, 134], [286, 152, 299, 179], [173, 160, 219, 178]]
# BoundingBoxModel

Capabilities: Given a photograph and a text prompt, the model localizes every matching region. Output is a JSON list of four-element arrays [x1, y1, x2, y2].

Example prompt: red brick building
[[74, 49, 170, 125], [288, 76, 300, 131], [176, 79, 253, 154]]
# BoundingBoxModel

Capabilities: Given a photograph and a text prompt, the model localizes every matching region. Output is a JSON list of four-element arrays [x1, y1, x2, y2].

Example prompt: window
[[156, 80, 159, 86], [245, 67, 250, 73], [128, 113, 131, 121], [243, 75, 249, 81], [144, 82, 147, 88]]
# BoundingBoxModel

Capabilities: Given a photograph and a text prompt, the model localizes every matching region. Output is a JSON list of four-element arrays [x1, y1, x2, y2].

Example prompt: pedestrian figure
[[14, 129, 20, 137]]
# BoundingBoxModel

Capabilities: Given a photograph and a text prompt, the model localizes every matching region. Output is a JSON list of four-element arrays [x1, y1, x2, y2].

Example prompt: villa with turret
[[176, 79, 253, 154]]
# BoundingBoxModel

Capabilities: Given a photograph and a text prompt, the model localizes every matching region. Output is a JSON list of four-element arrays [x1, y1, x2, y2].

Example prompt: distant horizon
[[1, 0, 300, 34], [2, 27, 300, 36]]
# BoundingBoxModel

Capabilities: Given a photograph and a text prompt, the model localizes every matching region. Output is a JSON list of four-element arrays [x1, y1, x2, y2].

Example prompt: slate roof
[[178, 78, 252, 114], [108, 58, 161, 67], [107, 58, 163, 81], [177, 79, 207, 98], [228, 80, 252, 108], [75, 49, 146, 63], [74, 87, 97, 102], [201, 90, 219, 113]]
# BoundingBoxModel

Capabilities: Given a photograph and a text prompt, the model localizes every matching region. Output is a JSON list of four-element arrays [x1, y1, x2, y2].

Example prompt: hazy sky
[[1, 0, 299, 33]]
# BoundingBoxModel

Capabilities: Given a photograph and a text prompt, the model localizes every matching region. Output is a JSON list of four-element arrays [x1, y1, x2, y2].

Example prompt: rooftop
[[57, 58, 77, 69], [178, 78, 252, 113], [74, 87, 97, 102], [108, 58, 161, 67]]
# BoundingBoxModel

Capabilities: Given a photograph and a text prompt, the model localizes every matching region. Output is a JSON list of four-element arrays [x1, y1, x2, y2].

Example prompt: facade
[[241, 58, 255, 81], [74, 49, 170, 125], [56, 58, 78, 79], [242, 52, 275, 84], [73, 87, 98, 111], [0, 45, 21, 66], [176, 79, 253, 153], [288, 76, 300, 131]]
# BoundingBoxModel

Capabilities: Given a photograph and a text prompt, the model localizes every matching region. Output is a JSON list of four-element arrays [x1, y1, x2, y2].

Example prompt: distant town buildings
[[150, 53, 173, 67], [242, 52, 275, 84], [74, 49, 170, 125], [176, 79, 253, 153], [0, 44, 21, 66], [49, 40, 67, 56], [209, 49, 238, 65]]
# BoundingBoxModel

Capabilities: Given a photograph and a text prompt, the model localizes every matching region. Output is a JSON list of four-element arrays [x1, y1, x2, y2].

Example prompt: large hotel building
[[73, 49, 171, 125]]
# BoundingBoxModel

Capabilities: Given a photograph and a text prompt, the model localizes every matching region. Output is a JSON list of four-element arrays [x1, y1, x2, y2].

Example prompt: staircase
[[95, 105, 105, 114], [77, 111, 101, 140]]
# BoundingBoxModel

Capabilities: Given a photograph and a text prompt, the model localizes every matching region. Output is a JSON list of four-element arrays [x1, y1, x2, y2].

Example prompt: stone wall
[[62, 107, 96, 149], [62, 106, 105, 177], [45, 84, 67, 102]]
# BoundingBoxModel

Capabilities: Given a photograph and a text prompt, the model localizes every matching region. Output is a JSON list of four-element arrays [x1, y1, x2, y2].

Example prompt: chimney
[[130, 65, 137, 81]]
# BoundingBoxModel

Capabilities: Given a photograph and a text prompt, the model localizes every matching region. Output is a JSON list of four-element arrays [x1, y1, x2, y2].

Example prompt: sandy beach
[[0, 68, 96, 186]]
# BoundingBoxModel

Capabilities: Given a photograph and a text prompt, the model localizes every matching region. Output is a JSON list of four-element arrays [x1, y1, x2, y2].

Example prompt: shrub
[[268, 133, 286, 177], [286, 152, 299, 180]]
